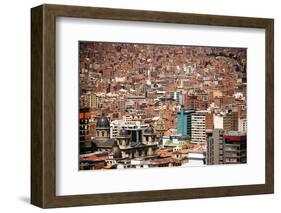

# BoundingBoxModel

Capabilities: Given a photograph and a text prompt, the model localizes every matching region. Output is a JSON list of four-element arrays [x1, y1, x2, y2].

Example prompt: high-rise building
[[174, 91, 184, 105], [223, 131, 247, 164], [79, 108, 95, 154], [184, 94, 197, 109], [214, 114, 224, 129], [223, 111, 238, 131], [184, 93, 208, 110], [196, 93, 209, 110], [207, 130, 247, 165], [90, 93, 98, 109], [110, 120, 124, 138], [205, 113, 214, 130], [207, 129, 224, 165], [176, 105, 195, 137], [191, 111, 207, 144], [239, 118, 247, 132], [79, 92, 98, 109], [117, 97, 126, 112]]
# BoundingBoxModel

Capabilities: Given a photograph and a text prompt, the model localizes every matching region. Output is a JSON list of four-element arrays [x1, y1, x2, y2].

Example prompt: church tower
[[156, 102, 167, 143], [116, 128, 131, 149], [143, 125, 157, 145]]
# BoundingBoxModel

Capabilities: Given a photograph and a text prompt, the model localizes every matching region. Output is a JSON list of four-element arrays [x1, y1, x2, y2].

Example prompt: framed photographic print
[[31, 4, 274, 208]]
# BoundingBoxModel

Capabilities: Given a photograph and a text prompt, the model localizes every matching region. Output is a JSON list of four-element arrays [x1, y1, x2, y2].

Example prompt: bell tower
[[116, 128, 131, 149], [156, 102, 166, 142], [143, 125, 157, 145]]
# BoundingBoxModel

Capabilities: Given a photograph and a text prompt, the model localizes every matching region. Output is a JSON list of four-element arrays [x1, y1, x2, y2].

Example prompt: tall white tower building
[[191, 111, 207, 144]]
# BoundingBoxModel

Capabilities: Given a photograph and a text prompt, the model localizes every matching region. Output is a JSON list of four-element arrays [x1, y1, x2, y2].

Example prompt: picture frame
[[31, 4, 274, 208]]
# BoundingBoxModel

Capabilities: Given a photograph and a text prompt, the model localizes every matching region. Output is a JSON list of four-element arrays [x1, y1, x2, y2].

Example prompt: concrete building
[[205, 113, 214, 130], [90, 93, 98, 109], [207, 129, 224, 165], [176, 105, 195, 137], [117, 97, 126, 112], [191, 111, 207, 144], [79, 108, 95, 154], [173, 91, 184, 105], [223, 131, 247, 164], [184, 94, 197, 110], [214, 114, 224, 129], [110, 119, 149, 139], [80, 92, 98, 109], [207, 130, 247, 165], [110, 120, 124, 138], [186, 151, 206, 166], [239, 118, 247, 132], [223, 111, 238, 131]]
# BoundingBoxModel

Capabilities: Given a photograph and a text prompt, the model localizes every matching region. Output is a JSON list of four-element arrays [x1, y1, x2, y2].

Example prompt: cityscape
[[79, 41, 247, 170]]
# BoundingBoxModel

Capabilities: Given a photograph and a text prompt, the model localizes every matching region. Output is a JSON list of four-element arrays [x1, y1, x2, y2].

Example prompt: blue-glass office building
[[176, 105, 195, 137]]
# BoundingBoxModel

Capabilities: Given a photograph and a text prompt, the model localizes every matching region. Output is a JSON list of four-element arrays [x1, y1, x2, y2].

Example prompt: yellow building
[[213, 90, 223, 98]]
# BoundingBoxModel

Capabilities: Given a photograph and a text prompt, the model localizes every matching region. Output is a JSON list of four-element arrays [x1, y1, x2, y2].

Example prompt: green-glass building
[[176, 105, 194, 137]]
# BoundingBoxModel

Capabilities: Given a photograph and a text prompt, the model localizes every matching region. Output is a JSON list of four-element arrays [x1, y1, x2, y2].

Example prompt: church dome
[[96, 115, 110, 128]]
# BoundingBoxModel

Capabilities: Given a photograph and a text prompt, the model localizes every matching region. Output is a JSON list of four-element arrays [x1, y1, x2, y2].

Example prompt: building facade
[[223, 131, 247, 164], [79, 108, 95, 154], [207, 130, 247, 165], [223, 111, 238, 131], [191, 111, 207, 144], [207, 129, 224, 165], [238, 118, 247, 132], [80, 91, 98, 109], [176, 105, 194, 137], [91, 115, 158, 161]]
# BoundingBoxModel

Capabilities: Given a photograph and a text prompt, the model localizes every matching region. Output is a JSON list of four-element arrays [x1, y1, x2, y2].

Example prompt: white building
[[130, 159, 149, 169], [110, 120, 125, 138], [110, 119, 149, 138], [239, 118, 247, 132], [117, 159, 149, 169], [191, 112, 207, 144], [186, 151, 206, 166], [214, 114, 224, 129]]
